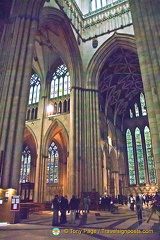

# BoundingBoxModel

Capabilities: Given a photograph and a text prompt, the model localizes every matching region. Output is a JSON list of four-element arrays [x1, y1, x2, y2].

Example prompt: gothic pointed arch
[[23, 126, 38, 157], [43, 119, 69, 199], [21, 126, 38, 184], [43, 119, 69, 161], [36, 7, 83, 88], [86, 32, 137, 89], [109, 148, 118, 172], [118, 153, 125, 175]]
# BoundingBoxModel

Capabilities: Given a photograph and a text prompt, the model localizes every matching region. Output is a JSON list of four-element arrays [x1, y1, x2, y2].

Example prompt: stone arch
[[43, 118, 69, 199], [109, 148, 118, 173], [86, 32, 137, 89], [33, 7, 83, 88], [23, 125, 38, 159], [22, 126, 38, 183], [43, 118, 69, 158], [118, 153, 125, 175]]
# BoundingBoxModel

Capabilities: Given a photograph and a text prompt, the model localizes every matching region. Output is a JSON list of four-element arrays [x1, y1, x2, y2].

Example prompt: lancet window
[[90, 0, 117, 11], [144, 126, 156, 183], [28, 73, 40, 105], [126, 126, 156, 185], [135, 128, 145, 184], [20, 146, 31, 183], [140, 93, 147, 116], [134, 103, 139, 117], [50, 64, 70, 99], [47, 141, 59, 184], [126, 129, 136, 185]]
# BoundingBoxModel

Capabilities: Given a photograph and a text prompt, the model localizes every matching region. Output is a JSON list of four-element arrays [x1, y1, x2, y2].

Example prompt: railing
[[83, 1, 132, 40], [55, 0, 132, 41]]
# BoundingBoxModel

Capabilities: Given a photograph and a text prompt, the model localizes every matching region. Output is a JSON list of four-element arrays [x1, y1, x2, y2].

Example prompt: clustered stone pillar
[[0, 0, 44, 190], [83, 89, 103, 195], [129, 0, 160, 187], [68, 87, 84, 197]]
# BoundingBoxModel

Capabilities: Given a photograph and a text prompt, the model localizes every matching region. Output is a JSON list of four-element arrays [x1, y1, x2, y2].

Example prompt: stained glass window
[[126, 129, 136, 185], [20, 146, 31, 183], [135, 128, 145, 184], [28, 73, 40, 105], [135, 103, 139, 117], [50, 64, 70, 99], [130, 109, 133, 118], [144, 126, 156, 183], [140, 93, 147, 116], [47, 141, 59, 183], [90, 0, 118, 11]]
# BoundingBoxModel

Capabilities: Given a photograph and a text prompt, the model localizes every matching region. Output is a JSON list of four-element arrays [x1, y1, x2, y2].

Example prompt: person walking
[[136, 195, 143, 224], [52, 195, 60, 226]]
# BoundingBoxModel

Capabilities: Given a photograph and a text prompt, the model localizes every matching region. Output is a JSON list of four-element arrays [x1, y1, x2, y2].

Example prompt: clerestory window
[[50, 64, 70, 99], [90, 0, 117, 11], [28, 73, 40, 105]]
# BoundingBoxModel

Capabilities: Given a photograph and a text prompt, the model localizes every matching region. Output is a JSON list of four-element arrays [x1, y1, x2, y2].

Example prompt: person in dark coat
[[75, 196, 81, 219], [52, 195, 60, 226], [60, 196, 68, 224], [69, 195, 77, 224], [136, 195, 143, 225]]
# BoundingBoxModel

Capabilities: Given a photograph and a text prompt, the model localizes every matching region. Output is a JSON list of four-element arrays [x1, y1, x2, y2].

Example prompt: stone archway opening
[[44, 120, 68, 202], [98, 46, 153, 196]]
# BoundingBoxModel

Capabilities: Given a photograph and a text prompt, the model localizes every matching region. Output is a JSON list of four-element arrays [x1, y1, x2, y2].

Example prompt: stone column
[[84, 89, 103, 195], [102, 147, 108, 193], [0, 0, 44, 190], [106, 168, 111, 195], [112, 171, 119, 197], [68, 87, 84, 197], [128, 0, 160, 186], [34, 93, 47, 202]]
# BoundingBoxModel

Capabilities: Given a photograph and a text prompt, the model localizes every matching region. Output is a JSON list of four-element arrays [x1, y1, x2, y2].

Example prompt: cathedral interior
[[0, 0, 160, 221]]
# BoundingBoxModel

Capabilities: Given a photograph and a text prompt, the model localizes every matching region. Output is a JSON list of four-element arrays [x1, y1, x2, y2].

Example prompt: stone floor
[[0, 204, 160, 240]]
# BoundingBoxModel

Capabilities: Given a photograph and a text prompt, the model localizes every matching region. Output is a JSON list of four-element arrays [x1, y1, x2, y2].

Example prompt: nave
[[0, 205, 159, 240]]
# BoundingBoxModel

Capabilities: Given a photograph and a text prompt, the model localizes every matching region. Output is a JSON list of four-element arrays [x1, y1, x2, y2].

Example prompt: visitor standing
[[69, 195, 77, 224], [84, 196, 91, 213], [52, 195, 60, 226], [136, 195, 143, 224]]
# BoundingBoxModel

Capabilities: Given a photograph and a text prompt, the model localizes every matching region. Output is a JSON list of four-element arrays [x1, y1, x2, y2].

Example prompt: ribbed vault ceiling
[[99, 48, 143, 122]]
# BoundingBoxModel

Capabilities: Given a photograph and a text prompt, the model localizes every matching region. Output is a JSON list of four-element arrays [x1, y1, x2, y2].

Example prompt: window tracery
[[135, 127, 145, 184], [126, 129, 136, 185], [134, 103, 139, 117], [140, 93, 147, 116], [50, 64, 70, 99], [28, 73, 40, 105], [47, 141, 59, 184], [144, 126, 156, 183], [20, 146, 31, 183], [90, 0, 116, 11]]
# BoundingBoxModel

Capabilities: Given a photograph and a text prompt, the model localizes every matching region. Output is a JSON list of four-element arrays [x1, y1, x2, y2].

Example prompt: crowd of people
[[51, 192, 160, 226], [51, 195, 90, 226]]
